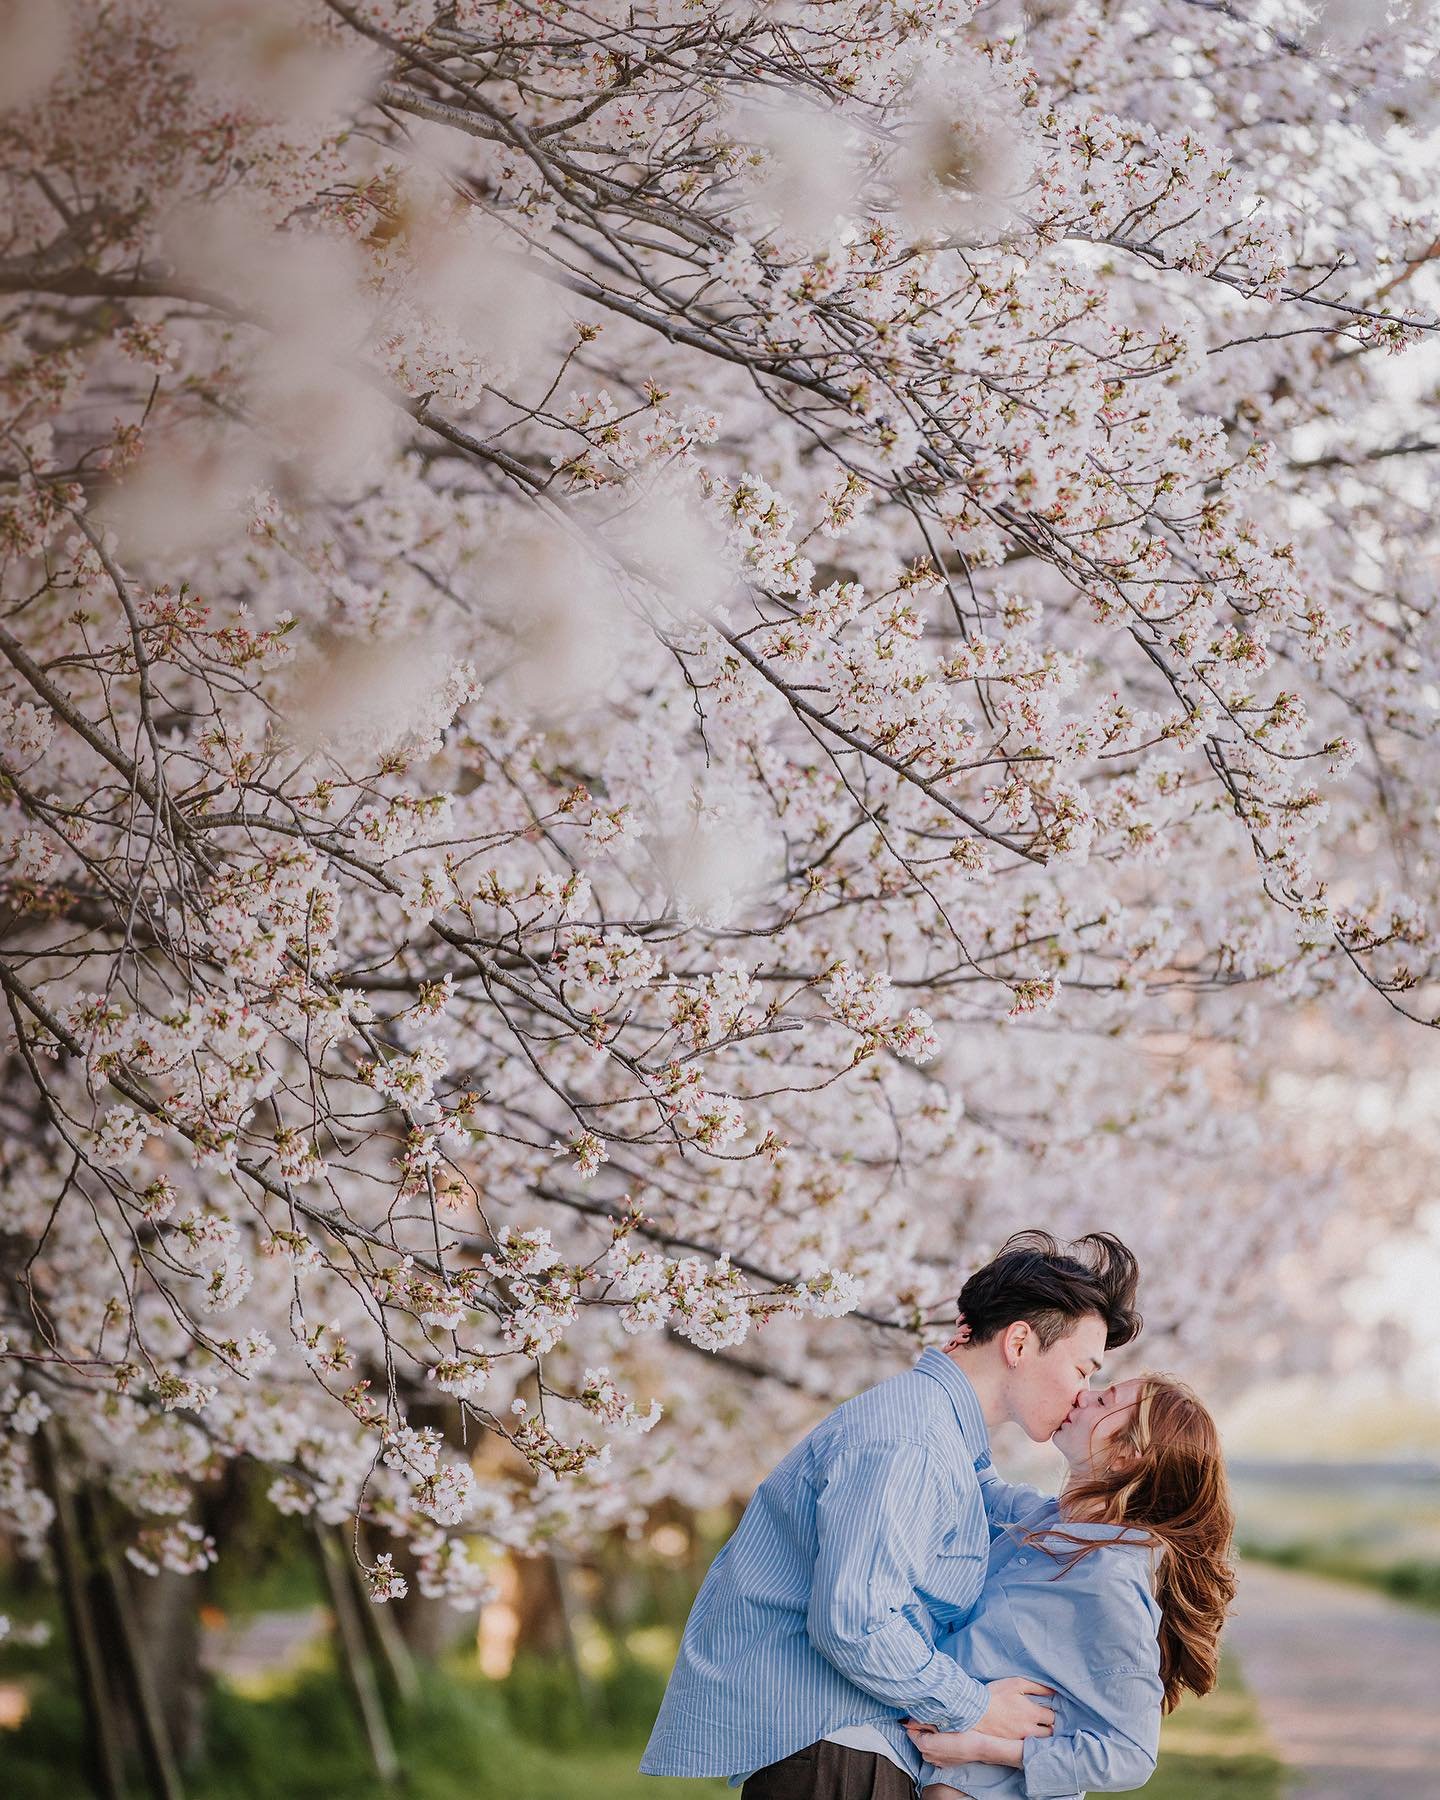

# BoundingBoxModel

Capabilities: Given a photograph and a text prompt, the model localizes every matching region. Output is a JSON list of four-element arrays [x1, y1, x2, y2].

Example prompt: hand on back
[[973, 1676, 1055, 1739]]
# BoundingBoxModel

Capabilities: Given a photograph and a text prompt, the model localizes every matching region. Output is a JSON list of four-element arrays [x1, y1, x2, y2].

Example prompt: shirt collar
[[914, 1346, 992, 1469]]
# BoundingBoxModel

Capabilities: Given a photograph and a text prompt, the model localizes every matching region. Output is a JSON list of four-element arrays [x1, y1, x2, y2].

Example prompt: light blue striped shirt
[[919, 1485, 1163, 1798], [639, 1348, 997, 1785]]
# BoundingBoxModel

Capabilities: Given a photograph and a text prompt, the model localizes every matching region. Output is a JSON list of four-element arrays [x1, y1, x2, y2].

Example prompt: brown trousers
[[741, 1740, 917, 1798]]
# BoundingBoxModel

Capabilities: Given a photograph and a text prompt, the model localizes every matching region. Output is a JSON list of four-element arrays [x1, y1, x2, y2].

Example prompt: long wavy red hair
[[1028, 1374, 1236, 1713]]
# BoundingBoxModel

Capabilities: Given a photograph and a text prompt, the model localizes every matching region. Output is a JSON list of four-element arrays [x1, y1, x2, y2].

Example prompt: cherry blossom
[[2, 0, 1440, 1606]]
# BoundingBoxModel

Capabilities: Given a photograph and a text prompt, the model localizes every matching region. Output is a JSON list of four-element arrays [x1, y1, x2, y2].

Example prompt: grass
[[1238, 1537, 1440, 1611], [1229, 1462, 1440, 1619], [1230, 1468, 1440, 1576], [0, 1642, 1284, 1800], [0, 1653, 731, 1800]]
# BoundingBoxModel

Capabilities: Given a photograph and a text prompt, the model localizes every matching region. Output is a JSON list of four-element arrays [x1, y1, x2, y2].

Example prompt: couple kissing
[[640, 1229, 1235, 1799]]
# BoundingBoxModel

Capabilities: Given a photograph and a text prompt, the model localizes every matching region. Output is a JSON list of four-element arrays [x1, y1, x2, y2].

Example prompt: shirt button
[[1017, 1556, 1029, 1565]]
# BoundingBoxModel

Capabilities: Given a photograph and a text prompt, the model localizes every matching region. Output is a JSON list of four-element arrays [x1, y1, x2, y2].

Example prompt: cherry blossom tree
[[3, 0, 1440, 1630]]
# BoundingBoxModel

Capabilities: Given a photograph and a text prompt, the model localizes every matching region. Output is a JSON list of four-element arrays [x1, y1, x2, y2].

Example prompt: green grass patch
[[0, 1631, 732, 1800], [1240, 1537, 1440, 1611], [1230, 1468, 1440, 1582], [1, 1643, 1283, 1800], [197, 1663, 732, 1800]]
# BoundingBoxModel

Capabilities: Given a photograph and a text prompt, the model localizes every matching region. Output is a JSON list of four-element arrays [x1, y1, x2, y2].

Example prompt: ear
[[1003, 1320, 1030, 1367]]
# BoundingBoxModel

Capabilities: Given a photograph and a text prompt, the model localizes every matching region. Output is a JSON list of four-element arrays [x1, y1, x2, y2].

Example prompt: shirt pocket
[[936, 1522, 980, 1559], [921, 1530, 984, 1624]]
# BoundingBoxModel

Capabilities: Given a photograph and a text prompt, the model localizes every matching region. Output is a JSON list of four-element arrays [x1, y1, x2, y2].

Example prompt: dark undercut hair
[[957, 1229, 1141, 1351]]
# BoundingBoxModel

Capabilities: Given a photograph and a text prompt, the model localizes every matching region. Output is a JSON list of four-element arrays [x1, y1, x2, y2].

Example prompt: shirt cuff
[[934, 1674, 989, 1734], [1021, 1733, 1081, 1799]]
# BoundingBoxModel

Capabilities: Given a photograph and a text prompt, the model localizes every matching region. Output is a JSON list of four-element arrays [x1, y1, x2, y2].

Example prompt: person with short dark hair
[[953, 1230, 1141, 1357], [639, 1231, 1142, 1796]]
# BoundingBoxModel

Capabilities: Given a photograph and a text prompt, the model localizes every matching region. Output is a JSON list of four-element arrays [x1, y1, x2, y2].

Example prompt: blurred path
[[1227, 1558, 1440, 1798], [201, 1604, 330, 1684]]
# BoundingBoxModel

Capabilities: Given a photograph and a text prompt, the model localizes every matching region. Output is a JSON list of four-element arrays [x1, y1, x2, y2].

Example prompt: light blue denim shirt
[[918, 1485, 1163, 1800], [640, 1349, 997, 1785]]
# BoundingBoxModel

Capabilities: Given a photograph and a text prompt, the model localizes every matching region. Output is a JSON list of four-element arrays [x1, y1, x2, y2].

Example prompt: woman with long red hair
[[907, 1372, 1236, 1798]]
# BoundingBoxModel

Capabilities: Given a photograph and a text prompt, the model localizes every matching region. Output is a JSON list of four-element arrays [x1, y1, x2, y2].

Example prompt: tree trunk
[[84, 1496, 186, 1800], [389, 1552, 469, 1664], [314, 1522, 400, 1785], [351, 1530, 420, 1704], [512, 1550, 569, 1658], [36, 1426, 127, 1800], [128, 1567, 206, 1768], [513, 1551, 596, 1720]]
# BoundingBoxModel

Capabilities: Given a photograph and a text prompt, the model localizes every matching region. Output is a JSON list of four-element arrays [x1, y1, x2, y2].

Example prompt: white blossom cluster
[[1, 0, 1439, 1600]]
